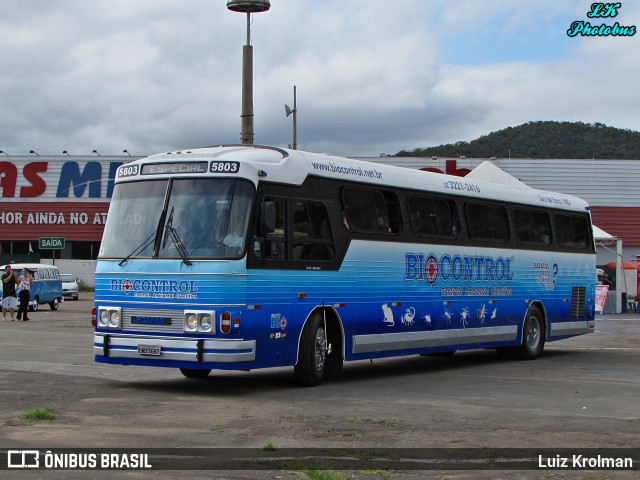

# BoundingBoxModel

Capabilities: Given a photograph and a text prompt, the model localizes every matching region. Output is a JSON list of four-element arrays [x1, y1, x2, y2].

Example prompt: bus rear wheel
[[31, 297, 39, 312], [180, 368, 211, 379], [513, 306, 545, 360], [295, 316, 329, 387]]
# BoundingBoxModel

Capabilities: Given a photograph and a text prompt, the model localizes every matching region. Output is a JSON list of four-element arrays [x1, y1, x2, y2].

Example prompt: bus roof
[[125, 145, 591, 213]]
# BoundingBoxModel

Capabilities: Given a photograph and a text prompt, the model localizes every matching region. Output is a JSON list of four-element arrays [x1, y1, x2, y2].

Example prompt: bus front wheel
[[31, 297, 39, 312], [180, 368, 211, 379], [295, 316, 328, 387], [513, 306, 545, 360]]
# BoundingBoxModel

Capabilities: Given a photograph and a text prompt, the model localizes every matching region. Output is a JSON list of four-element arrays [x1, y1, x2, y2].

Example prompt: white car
[[60, 273, 79, 300]]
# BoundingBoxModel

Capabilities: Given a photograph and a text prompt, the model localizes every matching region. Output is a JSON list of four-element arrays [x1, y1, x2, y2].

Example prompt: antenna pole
[[292, 86, 297, 150]]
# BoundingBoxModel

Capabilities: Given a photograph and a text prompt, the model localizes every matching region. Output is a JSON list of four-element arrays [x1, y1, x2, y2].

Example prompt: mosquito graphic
[[460, 307, 470, 328], [478, 304, 487, 325]]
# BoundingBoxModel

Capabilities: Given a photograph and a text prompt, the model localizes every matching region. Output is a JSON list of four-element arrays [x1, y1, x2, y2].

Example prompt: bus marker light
[[221, 312, 231, 334], [334, 303, 345, 308], [233, 316, 241, 329], [91, 307, 96, 327], [248, 305, 261, 310], [298, 292, 306, 299]]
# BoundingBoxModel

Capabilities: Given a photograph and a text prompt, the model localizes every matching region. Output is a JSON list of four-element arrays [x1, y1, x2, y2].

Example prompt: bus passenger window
[[514, 209, 552, 245], [341, 187, 400, 234], [555, 214, 590, 249], [254, 197, 287, 261], [408, 195, 456, 237], [292, 200, 335, 261], [466, 202, 509, 242]]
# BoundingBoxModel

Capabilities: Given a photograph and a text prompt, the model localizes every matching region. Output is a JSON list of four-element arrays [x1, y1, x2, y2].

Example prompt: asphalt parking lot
[[0, 294, 638, 479]]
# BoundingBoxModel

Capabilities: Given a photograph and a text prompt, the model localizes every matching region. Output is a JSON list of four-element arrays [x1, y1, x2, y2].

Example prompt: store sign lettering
[[0, 160, 123, 199]]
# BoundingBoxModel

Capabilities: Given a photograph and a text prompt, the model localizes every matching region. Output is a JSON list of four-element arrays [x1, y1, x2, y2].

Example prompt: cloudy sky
[[1, 0, 639, 157]]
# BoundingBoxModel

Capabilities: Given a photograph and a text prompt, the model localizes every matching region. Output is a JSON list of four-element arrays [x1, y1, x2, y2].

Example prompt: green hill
[[395, 121, 640, 159]]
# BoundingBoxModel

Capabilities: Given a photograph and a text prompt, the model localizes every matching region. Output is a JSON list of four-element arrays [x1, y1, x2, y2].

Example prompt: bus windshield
[[99, 178, 253, 260]]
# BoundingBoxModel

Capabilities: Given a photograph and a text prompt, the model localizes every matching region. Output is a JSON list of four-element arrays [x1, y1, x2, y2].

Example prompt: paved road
[[0, 295, 638, 479]]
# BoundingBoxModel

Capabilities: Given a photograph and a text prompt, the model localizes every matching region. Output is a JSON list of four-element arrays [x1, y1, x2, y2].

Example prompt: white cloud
[[0, 0, 639, 157]]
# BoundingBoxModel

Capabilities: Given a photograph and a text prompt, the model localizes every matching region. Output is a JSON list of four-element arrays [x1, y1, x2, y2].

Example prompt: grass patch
[[21, 407, 58, 421], [262, 442, 277, 451], [299, 470, 346, 480]]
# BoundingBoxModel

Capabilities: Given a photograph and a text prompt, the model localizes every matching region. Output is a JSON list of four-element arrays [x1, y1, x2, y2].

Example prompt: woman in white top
[[16, 268, 32, 321]]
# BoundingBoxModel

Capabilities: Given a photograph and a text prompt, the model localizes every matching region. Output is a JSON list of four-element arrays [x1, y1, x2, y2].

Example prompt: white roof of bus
[[137, 145, 590, 213]]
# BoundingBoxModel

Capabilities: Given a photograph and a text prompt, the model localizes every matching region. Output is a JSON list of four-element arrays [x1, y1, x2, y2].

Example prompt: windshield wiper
[[162, 207, 192, 266], [118, 232, 157, 266]]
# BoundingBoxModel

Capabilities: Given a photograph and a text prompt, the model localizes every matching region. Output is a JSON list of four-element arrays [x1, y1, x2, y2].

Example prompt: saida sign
[[39, 237, 65, 250]]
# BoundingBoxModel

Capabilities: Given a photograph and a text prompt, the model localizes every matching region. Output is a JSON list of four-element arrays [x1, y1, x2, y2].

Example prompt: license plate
[[137, 344, 161, 356]]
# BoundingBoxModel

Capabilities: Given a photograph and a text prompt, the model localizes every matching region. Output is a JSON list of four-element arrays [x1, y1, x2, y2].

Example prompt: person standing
[[1, 265, 17, 321], [16, 268, 32, 321]]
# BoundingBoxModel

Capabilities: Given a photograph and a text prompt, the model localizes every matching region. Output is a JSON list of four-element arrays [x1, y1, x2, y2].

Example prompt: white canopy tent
[[593, 224, 623, 313]]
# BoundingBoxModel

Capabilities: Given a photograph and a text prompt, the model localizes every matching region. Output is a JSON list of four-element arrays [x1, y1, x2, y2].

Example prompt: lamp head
[[227, 0, 270, 13]]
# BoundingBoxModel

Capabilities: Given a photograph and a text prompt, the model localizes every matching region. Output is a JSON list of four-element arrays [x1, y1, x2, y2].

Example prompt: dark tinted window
[[407, 195, 457, 238], [342, 187, 401, 233], [292, 200, 335, 261], [253, 197, 335, 262], [514, 209, 552, 245], [253, 197, 287, 261], [555, 214, 590, 249], [466, 202, 509, 242]]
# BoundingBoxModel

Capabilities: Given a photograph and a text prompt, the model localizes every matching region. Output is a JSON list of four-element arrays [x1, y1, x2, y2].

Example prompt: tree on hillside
[[395, 121, 640, 159]]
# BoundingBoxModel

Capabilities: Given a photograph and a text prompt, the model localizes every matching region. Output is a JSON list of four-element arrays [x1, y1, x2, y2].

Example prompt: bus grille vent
[[571, 286, 586, 317]]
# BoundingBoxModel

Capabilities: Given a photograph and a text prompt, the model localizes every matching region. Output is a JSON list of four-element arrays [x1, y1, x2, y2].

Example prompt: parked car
[[6, 263, 63, 311], [60, 273, 79, 301]]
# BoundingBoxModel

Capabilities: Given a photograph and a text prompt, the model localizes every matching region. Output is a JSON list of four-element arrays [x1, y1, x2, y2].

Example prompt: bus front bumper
[[94, 333, 256, 363]]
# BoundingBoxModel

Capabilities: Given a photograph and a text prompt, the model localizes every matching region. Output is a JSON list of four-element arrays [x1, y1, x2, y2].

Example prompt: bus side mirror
[[261, 201, 276, 234]]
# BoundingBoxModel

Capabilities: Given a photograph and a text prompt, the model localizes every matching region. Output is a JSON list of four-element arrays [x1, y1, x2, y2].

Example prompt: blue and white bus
[[94, 145, 595, 386]]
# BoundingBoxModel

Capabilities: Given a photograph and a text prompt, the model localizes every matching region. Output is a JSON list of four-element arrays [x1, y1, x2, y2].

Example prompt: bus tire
[[32, 297, 39, 312], [513, 305, 545, 360], [180, 368, 211, 379], [295, 316, 328, 387], [49, 298, 60, 310]]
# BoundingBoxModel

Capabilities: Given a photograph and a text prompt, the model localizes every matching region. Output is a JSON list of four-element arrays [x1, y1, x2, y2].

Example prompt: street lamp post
[[227, 0, 270, 145]]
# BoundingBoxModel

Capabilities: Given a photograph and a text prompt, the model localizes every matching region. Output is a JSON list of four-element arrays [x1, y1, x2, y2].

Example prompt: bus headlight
[[184, 310, 215, 333], [199, 314, 212, 331], [108, 310, 120, 328], [99, 309, 109, 327], [185, 313, 198, 331], [98, 307, 121, 329]]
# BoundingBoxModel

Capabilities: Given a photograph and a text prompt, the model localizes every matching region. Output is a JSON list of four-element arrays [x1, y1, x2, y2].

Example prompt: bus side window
[[555, 214, 590, 249], [254, 197, 287, 261], [514, 208, 552, 245], [292, 200, 335, 261], [466, 202, 509, 242], [342, 187, 401, 234], [408, 195, 456, 237]]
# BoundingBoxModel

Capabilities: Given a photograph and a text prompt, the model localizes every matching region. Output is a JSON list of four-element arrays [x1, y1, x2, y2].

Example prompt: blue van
[[7, 263, 64, 311]]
